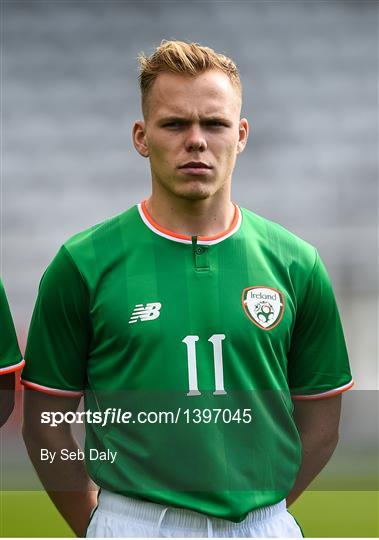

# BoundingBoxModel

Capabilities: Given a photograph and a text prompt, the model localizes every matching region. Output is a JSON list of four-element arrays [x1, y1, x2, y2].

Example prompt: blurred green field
[[0, 490, 378, 537]]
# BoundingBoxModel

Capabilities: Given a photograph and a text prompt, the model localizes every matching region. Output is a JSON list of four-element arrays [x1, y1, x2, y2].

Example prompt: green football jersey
[[22, 203, 353, 521], [0, 278, 23, 374]]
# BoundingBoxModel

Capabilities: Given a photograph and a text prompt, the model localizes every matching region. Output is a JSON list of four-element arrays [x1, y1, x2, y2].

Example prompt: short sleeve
[[0, 279, 24, 374], [288, 250, 353, 400], [21, 246, 91, 396]]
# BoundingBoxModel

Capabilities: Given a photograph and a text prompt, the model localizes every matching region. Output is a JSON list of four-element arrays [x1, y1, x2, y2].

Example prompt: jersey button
[[196, 247, 205, 255]]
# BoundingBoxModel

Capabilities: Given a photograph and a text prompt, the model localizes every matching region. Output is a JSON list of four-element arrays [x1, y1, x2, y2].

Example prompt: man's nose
[[184, 125, 207, 152]]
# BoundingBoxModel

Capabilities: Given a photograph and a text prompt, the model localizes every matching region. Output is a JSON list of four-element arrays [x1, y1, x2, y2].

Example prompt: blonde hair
[[138, 40, 242, 115]]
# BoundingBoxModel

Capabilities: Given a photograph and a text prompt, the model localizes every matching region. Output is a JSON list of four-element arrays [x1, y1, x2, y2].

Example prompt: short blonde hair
[[138, 40, 242, 115]]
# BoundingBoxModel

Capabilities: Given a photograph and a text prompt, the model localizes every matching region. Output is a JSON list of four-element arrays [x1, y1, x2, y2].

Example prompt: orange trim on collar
[[141, 200, 239, 242]]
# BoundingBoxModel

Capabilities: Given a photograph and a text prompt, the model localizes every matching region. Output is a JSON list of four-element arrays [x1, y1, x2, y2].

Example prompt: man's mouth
[[178, 162, 213, 174]]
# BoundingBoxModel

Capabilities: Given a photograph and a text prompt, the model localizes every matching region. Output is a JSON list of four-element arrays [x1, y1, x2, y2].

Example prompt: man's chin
[[176, 190, 211, 201], [173, 182, 215, 201]]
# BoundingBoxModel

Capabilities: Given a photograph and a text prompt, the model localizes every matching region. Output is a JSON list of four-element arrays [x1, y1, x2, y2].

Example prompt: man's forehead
[[149, 71, 240, 116], [155, 102, 232, 119]]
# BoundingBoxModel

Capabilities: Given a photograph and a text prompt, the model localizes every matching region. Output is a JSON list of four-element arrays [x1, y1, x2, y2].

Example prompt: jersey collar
[[137, 200, 242, 245]]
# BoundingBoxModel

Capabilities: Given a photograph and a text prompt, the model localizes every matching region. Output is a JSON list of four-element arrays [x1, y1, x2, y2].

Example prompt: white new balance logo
[[128, 303, 162, 324]]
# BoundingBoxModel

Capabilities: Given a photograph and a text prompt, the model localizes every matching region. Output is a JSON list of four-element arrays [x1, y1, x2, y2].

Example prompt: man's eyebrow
[[158, 116, 190, 123], [202, 116, 231, 124], [158, 115, 230, 124]]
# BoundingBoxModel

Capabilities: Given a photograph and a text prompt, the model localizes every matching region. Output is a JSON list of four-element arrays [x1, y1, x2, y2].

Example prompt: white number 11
[[182, 334, 227, 396]]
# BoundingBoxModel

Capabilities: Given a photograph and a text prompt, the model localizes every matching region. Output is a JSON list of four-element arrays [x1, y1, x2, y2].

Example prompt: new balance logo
[[128, 303, 162, 324]]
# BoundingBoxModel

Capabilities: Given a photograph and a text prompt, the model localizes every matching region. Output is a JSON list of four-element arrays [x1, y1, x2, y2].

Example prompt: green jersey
[[0, 279, 23, 374], [22, 203, 353, 521]]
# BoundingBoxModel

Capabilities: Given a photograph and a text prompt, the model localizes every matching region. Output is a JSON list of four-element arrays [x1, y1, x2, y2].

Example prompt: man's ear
[[132, 121, 149, 158], [237, 118, 249, 154]]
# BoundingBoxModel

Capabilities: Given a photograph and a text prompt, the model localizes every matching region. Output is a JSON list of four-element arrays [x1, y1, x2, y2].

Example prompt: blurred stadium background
[[0, 0, 377, 537]]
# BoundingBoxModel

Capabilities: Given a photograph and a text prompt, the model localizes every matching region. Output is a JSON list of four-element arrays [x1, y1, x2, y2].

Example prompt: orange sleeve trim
[[21, 379, 83, 397], [291, 379, 354, 401], [0, 358, 25, 374]]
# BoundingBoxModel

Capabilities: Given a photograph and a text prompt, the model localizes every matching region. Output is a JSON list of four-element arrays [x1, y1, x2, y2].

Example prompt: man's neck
[[145, 193, 236, 238]]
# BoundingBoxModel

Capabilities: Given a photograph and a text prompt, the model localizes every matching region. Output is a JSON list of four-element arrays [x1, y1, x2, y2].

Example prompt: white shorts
[[86, 490, 303, 538]]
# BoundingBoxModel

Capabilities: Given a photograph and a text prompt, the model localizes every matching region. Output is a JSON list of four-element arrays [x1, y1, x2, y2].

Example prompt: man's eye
[[162, 122, 183, 128], [206, 121, 227, 127]]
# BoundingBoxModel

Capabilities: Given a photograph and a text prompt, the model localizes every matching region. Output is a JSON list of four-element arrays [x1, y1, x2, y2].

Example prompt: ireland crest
[[242, 286, 284, 330]]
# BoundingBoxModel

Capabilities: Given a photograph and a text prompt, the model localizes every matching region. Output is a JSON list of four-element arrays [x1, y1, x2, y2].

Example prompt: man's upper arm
[[0, 373, 15, 427], [0, 279, 24, 375], [0, 279, 24, 426], [288, 249, 353, 401], [21, 246, 90, 397], [23, 387, 81, 436], [293, 394, 342, 440]]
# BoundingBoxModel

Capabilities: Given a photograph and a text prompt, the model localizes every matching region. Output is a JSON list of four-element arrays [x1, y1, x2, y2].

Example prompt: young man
[[0, 278, 24, 427], [22, 41, 353, 538]]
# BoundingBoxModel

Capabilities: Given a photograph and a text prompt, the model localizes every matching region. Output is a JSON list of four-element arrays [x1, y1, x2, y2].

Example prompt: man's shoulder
[[63, 205, 139, 257], [240, 206, 317, 270]]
